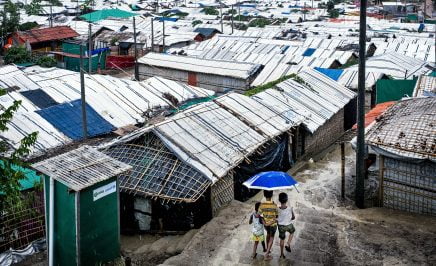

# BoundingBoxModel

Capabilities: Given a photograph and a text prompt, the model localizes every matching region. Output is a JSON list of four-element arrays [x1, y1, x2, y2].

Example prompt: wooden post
[[341, 142, 345, 199], [378, 155, 385, 207]]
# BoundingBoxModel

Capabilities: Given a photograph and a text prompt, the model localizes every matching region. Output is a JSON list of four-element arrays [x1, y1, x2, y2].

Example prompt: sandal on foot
[[252, 253, 257, 259], [285, 245, 292, 252]]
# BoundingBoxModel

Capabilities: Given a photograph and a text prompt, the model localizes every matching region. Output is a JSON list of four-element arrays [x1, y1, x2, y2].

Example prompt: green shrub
[[328, 9, 340, 18], [35, 56, 57, 68], [18, 22, 38, 31], [192, 20, 203, 27], [248, 18, 271, 28], [4, 46, 32, 64], [201, 7, 219, 15]]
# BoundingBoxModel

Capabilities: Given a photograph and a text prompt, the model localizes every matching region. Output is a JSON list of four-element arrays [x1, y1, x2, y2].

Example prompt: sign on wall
[[93, 181, 116, 201]]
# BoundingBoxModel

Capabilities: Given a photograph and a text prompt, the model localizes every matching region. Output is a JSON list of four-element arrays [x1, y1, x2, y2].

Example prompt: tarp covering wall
[[376, 79, 417, 104], [36, 99, 115, 140], [234, 134, 292, 201]]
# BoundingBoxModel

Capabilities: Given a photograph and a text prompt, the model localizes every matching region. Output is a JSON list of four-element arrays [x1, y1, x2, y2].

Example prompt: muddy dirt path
[[160, 144, 436, 266]]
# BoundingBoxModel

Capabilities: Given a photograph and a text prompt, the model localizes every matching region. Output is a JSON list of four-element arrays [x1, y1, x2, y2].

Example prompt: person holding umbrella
[[243, 171, 299, 261], [258, 190, 278, 260]]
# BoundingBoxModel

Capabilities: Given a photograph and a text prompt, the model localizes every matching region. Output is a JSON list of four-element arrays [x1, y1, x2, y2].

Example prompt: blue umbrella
[[243, 171, 299, 191]]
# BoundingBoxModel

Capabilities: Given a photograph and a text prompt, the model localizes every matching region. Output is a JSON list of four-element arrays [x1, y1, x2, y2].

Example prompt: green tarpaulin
[[80, 8, 137, 23], [0, 161, 41, 194], [376, 79, 417, 104]]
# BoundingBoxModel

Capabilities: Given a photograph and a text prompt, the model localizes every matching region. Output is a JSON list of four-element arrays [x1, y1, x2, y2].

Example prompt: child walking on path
[[259, 190, 278, 261], [277, 192, 296, 259], [249, 202, 267, 258]]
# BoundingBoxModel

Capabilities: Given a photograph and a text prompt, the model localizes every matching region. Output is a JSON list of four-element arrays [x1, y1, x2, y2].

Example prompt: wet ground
[[160, 144, 436, 266], [16, 144, 436, 265]]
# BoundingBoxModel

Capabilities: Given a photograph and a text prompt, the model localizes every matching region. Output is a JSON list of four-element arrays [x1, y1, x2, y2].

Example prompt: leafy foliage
[[248, 18, 271, 28], [0, 88, 38, 207], [201, 7, 219, 16], [18, 22, 39, 31], [0, 0, 20, 37], [4, 46, 57, 68], [4, 46, 32, 65], [192, 20, 203, 27], [328, 9, 340, 18], [35, 56, 57, 68], [24, 0, 42, 15], [244, 74, 297, 96], [234, 23, 248, 30]]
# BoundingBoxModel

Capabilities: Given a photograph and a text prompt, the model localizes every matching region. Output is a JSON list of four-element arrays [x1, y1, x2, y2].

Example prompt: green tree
[[35, 56, 57, 67], [0, 0, 20, 38], [328, 9, 340, 18], [327, 0, 335, 11], [0, 88, 38, 207], [192, 20, 203, 27], [4, 46, 32, 64], [24, 0, 42, 15], [248, 18, 271, 28], [202, 7, 219, 15], [18, 22, 39, 31]]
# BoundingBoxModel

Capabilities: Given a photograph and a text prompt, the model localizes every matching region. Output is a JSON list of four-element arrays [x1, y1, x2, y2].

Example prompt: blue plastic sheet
[[20, 89, 58, 109], [36, 99, 115, 140], [314, 67, 344, 81], [302, 48, 316, 56]]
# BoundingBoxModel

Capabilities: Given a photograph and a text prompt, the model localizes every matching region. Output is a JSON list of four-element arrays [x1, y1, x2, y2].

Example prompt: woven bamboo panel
[[211, 173, 234, 217]]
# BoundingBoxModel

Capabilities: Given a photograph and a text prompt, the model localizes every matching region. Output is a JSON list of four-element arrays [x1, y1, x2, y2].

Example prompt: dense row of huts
[[1, 3, 435, 262]]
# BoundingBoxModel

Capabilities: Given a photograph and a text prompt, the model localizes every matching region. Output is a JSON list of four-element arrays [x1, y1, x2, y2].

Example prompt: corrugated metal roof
[[15, 26, 79, 44], [413, 75, 436, 97], [253, 69, 355, 133], [0, 65, 40, 91], [1, 112, 71, 156], [347, 52, 432, 79], [153, 101, 267, 181], [138, 53, 261, 80], [215, 93, 296, 138]]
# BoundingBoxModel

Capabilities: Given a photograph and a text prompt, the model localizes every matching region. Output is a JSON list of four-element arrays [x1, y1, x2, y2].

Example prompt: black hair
[[263, 190, 273, 199], [255, 202, 261, 212], [278, 192, 288, 204]]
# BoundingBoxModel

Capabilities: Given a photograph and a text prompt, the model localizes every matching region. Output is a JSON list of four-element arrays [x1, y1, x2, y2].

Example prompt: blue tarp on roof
[[158, 17, 178, 22], [36, 99, 115, 140], [314, 67, 344, 81], [302, 48, 316, 56], [194, 27, 220, 37], [21, 89, 58, 109]]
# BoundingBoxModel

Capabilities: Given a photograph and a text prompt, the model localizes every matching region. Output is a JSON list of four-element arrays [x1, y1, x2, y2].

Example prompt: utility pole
[[49, 4, 53, 27], [238, 1, 241, 23], [133, 17, 139, 81], [356, 0, 367, 209], [151, 18, 154, 52], [162, 17, 165, 52], [88, 23, 92, 74], [231, 5, 234, 34], [79, 45, 88, 140], [220, 0, 224, 33]]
